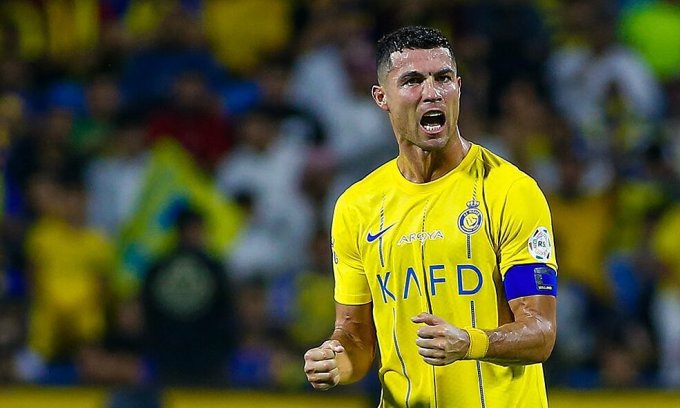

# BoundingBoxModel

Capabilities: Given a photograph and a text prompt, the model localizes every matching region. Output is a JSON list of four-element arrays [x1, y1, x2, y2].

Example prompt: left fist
[[411, 312, 470, 366]]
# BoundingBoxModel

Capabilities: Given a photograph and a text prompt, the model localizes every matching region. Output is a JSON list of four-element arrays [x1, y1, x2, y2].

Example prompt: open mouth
[[419, 110, 446, 133]]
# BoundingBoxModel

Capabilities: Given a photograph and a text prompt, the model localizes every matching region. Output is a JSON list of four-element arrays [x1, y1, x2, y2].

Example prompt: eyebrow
[[397, 68, 455, 82], [434, 68, 455, 76]]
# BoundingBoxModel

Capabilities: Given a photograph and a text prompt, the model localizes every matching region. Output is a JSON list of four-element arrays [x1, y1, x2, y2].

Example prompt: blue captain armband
[[504, 263, 557, 301]]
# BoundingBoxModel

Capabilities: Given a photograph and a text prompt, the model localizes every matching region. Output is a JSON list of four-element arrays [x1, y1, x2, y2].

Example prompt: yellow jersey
[[332, 144, 557, 408], [25, 216, 115, 359]]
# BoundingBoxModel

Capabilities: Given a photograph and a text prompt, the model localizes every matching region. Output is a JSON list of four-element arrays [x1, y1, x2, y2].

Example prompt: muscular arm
[[304, 302, 376, 390], [483, 294, 556, 364], [331, 302, 377, 384], [413, 294, 556, 366]]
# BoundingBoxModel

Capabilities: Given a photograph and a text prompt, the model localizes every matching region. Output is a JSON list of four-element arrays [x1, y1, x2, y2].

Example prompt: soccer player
[[303, 26, 558, 407]]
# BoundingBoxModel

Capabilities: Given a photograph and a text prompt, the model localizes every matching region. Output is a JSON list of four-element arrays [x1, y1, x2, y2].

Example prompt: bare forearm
[[481, 295, 556, 364], [331, 326, 375, 384], [482, 318, 555, 364], [330, 303, 377, 384]]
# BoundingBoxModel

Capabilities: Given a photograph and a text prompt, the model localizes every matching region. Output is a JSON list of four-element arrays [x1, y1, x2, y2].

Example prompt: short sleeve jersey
[[331, 144, 557, 408]]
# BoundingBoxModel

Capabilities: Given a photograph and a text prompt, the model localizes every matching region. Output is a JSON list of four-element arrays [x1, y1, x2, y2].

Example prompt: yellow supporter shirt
[[652, 204, 680, 290], [202, 0, 292, 74], [25, 217, 115, 359], [548, 192, 613, 300], [332, 144, 557, 408]]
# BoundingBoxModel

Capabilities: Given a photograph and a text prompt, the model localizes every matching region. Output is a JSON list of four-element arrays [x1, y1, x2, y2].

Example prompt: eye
[[402, 77, 422, 86], [436, 74, 452, 83]]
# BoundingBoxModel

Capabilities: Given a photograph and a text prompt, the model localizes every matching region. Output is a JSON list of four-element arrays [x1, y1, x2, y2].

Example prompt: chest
[[358, 188, 499, 309]]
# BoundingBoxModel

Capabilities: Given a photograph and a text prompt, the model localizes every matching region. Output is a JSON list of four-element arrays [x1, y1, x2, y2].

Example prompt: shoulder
[[334, 159, 397, 212], [473, 145, 548, 214], [475, 145, 539, 190]]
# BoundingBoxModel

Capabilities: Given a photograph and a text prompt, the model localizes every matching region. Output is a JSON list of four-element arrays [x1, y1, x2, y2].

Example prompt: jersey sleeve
[[497, 177, 558, 277], [331, 193, 372, 305]]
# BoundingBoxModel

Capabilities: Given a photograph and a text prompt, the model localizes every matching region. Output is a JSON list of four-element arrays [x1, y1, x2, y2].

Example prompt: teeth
[[421, 111, 445, 133], [424, 112, 443, 117]]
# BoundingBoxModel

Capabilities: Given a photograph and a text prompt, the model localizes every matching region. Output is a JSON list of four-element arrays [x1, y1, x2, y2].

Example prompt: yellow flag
[[116, 139, 243, 295]]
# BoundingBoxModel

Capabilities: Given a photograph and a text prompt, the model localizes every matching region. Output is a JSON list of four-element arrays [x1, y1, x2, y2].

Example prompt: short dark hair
[[376, 26, 455, 81]]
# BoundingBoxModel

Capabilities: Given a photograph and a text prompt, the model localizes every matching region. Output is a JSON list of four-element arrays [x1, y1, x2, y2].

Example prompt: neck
[[397, 130, 470, 183]]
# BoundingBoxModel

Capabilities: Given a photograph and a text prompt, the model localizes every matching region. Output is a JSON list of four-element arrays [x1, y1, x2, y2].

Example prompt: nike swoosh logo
[[367, 224, 395, 243]]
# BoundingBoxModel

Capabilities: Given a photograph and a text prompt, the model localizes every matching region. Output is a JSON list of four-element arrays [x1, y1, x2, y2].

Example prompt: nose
[[422, 76, 442, 103]]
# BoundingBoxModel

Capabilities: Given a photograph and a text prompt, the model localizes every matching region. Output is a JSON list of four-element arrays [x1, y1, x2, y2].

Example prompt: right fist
[[303, 340, 345, 390]]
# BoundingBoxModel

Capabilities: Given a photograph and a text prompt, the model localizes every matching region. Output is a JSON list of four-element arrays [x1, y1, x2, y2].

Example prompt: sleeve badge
[[528, 226, 552, 261]]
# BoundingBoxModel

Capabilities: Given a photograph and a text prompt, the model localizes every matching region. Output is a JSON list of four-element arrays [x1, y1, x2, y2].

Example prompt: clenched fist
[[303, 340, 345, 390], [412, 312, 470, 366]]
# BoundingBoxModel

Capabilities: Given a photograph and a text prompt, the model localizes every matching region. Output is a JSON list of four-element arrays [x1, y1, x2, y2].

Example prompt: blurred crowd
[[1, 0, 680, 400]]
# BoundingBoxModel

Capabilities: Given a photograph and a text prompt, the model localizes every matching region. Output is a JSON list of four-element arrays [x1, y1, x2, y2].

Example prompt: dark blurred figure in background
[[146, 71, 233, 173], [463, 0, 552, 119], [70, 73, 122, 157], [253, 53, 325, 147], [141, 207, 236, 386], [119, 7, 225, 111], [6, 105, 85, 211], [0, 300, 25, 383], [486, 77, 559, 192], [227, 276, 298, 389]]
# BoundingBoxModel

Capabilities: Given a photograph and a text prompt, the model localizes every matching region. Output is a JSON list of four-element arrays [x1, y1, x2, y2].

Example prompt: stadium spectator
[[85, 110, 149, 237], [548, 151, 614, 304], [547, 0, 663, 192], [253, 54, 326, 147], [488, 77, 560, 192], [215, 108, 313, 282], [24, 176, 115, 380], [291, 10, 397, 226], [119, 8, 230, 112], [141, 207, 236, 386], [70, 74, 122, 156], [269, 228, 335, 352], [228, 275, 304, 390], [201, 0, 293, 75], [462, 0, 552, 118], [546, 150, 615, 385], [146, 71, 233, 173]]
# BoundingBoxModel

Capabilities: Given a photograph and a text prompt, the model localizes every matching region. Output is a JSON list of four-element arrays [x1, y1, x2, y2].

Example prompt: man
[[142, 207, 236, 385], [303, 26, 558, 407]]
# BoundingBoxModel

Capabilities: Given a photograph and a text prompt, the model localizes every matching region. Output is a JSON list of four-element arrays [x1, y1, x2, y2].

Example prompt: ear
[[372, 85, 389, 112]]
